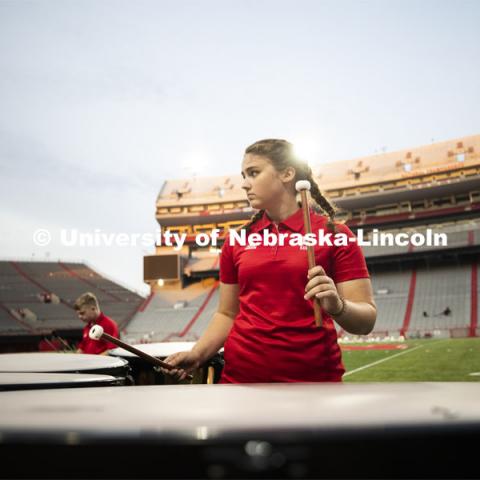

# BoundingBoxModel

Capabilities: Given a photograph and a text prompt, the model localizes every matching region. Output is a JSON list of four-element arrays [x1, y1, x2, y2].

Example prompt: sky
[[0, 0, 479, 296]]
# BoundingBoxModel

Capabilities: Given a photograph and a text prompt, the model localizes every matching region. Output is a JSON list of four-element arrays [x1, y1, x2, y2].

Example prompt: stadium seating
[[167, 286, 220, 341], [128, 261, 475, 342], [369, 269, 411, 335], [0, 305, 31, 335], [125, 282, 218, 342], [408, 264, 471, 335], [0, 261, 144, 336]]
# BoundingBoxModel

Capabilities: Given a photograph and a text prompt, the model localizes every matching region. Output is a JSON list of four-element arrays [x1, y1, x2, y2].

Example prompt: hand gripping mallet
[[89, 325, 193, 381], [296, 180, 323, 327]]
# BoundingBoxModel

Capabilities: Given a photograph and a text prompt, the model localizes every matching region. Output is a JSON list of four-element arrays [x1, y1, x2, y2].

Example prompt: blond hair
[[74, 292, 100, 311]]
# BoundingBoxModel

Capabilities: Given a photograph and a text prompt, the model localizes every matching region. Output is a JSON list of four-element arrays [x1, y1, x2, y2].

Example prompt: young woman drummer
[[163, 139, 376, 383]]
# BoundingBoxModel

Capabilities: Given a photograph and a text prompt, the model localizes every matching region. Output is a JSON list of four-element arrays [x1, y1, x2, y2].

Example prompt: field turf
[[341, 338, 480, 382]]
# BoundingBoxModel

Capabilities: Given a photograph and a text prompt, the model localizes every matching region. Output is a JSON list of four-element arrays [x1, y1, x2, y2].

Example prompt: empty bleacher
[[165, 286, 220, 341], [370, 269, 411, 335], [0, 302, 32, 335], [125, 281, 218, 342], [366, 261, 476, 338], [126, 257, 477, 342], [0, 261, 144, 336], [0, 262, 54, 334], [408, 264, 471, 335]]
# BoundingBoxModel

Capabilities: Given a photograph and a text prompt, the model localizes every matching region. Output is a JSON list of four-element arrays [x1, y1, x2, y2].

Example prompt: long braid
[[306, 172, 337, 233], [239, 209, 265, 233], [295, 163, 337, 233]]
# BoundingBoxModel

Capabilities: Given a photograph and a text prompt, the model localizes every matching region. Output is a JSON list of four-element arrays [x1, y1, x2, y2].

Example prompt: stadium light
[[291, 136, 322, 166], [181, 150, 210, 177]]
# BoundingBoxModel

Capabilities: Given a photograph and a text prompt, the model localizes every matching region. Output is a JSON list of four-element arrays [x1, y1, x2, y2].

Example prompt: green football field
[[341, 337, 480, 382]]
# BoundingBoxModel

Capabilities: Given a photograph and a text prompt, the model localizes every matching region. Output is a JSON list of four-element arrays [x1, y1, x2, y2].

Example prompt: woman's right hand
[[161, 350, 201, 382]]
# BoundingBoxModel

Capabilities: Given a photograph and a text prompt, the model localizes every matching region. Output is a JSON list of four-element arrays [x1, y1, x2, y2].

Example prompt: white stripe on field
[[343, 345, 424, 377]]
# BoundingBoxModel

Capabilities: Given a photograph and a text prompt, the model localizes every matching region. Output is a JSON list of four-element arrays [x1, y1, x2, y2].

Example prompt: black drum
[[0, 352, 131, 385], [109, 342, 224, 385], [0, 383, 479, 478], [0, 372, 124, 391]]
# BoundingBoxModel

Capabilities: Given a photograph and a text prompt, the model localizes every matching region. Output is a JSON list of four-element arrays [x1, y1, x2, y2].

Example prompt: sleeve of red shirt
[[89, 338, 109, 355], [80, 316, 119, 354], [331, 222, 370, 284], [219, 234, 238, 284]]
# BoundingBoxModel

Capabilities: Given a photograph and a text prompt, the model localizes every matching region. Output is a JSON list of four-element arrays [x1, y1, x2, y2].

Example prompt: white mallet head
[[295, 180, 311, 192], [89, 325, 104, 340]]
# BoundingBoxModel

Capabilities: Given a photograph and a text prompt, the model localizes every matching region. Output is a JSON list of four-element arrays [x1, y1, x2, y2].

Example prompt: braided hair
[[240, 139, 337, 232]]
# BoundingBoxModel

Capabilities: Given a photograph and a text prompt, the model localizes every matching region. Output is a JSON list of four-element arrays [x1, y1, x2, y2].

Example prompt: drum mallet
[[296, 180, 323, 327], [89, 325, 193, 381]]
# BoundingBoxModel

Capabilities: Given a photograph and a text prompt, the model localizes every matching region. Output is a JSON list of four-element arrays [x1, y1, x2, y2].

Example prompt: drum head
[[0, 352, 129, 377], [0, 372, 124, 391]]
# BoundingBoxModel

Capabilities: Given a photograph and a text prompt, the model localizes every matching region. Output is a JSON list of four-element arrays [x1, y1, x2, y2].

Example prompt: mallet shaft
[[299, 190, 323, 327], [101, 331, 193, 381]]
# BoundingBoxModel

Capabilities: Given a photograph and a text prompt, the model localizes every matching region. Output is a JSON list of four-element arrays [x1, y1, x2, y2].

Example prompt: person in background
[[74, 292, 119, 354]]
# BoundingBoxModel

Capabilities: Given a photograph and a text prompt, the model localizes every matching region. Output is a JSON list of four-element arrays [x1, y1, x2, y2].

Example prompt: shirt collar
[[250, 207, 310, 233], [88, 312, 104, 327]]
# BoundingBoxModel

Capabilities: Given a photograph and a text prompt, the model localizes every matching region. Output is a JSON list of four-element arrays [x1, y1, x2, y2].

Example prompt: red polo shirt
[[77, 312, 119, 354], [219, 207, 370, 383]]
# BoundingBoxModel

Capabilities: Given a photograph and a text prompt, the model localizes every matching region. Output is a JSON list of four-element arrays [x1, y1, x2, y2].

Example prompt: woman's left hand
[[304, 265, 342, 315]]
